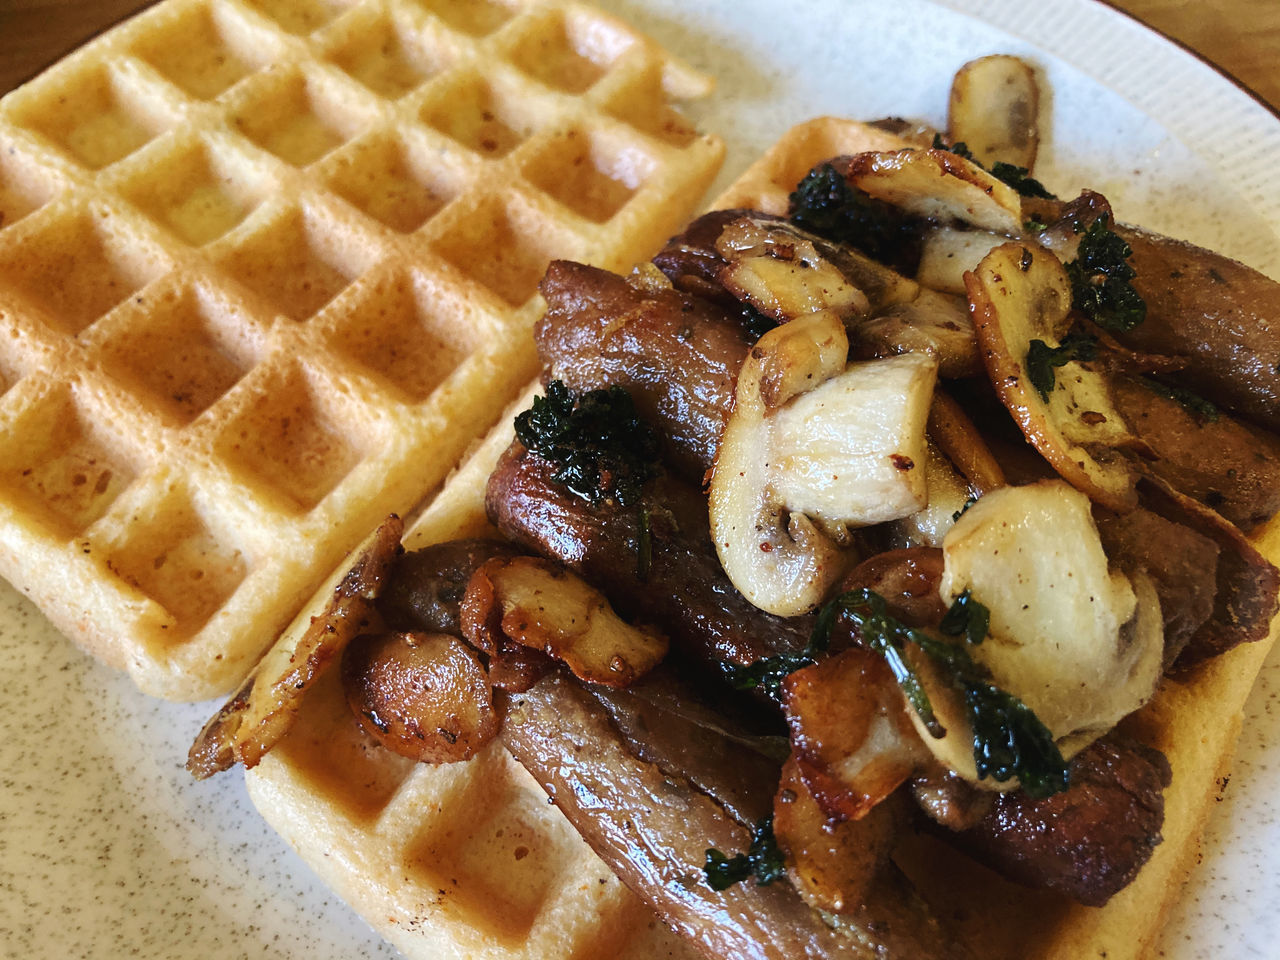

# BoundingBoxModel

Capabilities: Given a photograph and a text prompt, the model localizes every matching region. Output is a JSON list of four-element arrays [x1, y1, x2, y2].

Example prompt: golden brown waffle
[[0, 0, 723, 700], [246, 118, 1280, 960]]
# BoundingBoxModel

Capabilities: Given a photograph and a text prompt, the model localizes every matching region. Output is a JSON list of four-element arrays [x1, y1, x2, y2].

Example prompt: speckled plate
[[2, 1, 1278, 957]]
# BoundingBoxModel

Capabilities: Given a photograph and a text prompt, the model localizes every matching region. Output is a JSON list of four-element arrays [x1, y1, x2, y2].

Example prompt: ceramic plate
[[2, 0, 1277, 957]]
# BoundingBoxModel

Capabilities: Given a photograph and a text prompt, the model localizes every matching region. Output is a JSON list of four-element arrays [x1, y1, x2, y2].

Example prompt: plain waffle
[[245, 117, 1280, 960], [0, 0, 724, 701]]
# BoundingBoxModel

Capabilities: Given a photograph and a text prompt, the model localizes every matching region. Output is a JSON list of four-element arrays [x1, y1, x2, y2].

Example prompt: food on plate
[[192, 56, 1280, 960], [0, 0, 723, 700]]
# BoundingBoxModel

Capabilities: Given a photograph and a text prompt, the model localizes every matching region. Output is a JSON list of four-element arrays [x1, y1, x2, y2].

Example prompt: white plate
[[2, 1, 1278, 957]]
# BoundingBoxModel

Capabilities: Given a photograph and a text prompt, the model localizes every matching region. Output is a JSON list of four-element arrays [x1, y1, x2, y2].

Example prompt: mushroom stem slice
[[844, 149, 1024, 235], [966, 242, 1139, 510]]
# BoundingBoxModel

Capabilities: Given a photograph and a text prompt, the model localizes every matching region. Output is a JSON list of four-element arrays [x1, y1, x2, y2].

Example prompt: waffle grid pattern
[[0, 0, 723, 699]]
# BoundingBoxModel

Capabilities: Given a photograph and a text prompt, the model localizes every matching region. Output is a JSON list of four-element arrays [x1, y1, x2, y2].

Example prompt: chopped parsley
[[931, 135, 1056, 199], [1065, 215, 1146, 332], [1025, 334, 1098, 403], [730, 588, 1069, 798], [703, 815, 786, 891], [514, 381, 660, 507]]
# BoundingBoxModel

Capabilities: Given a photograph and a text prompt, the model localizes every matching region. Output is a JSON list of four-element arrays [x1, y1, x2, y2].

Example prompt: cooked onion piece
[[715, 217, 871, 322], [966, 242, 1139, 509], [782, 647, 924, 822], [187, 514, 403, 779], [773, 757, 899, 915], [342, 631, 498, 764], [947, 55, 1041, 170], [462, 556, 668, 688], [922, 482, 1163, 783], [843, 149, 1023, 235], [711, 310, 937, 615]]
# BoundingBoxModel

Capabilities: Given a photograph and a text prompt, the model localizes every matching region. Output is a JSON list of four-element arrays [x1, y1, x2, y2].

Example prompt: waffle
[[0, 0, 724, 701], [246, 118, 1280, 960]]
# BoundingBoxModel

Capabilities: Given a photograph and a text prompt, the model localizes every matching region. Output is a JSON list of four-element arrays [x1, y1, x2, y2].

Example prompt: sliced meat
[[1111, 374, 1280, 532], [378, 538, 523, 637], [486, 442, 814, 680], [1138, 477, 1280, 668], [537, 260, 750, 480], [951, 735, 1171, 907], [1094, 505, 1219, 667], [1118, 226, 1280, 431], [503, 673, 962, 960]]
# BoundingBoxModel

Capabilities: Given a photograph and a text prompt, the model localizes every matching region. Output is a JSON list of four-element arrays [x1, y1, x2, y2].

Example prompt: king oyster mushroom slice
[[914, 481, 1163, 786], [915, 226, 1010, 295], [710, 310, 938, 616], [947, 54, 1042, 170], [843, 148, 1024, 235], [966, 242, 1140, 510]]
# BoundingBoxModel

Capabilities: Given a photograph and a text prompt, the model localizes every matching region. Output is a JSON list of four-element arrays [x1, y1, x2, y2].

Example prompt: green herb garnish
[[731, 588, 1069, 798], [703, 815, 786, 891], [514, 381, 659, 507], [1137, 375, 1220, 423], [1065, 215, 1146, 332], [939, 588, 990, 646], [931, 135, 1056, 199], [1026, 334, 1099, 403], [788, 162, 918, 272]]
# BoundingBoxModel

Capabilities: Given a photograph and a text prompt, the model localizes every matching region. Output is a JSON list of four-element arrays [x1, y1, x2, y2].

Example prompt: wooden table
[[1, 0, 1278, 109]]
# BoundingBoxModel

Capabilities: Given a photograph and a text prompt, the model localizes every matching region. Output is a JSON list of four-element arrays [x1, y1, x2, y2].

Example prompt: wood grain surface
[[0, 0, 1277, 108]]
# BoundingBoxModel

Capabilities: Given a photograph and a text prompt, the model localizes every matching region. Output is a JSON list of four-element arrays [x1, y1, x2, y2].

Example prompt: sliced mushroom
[[461, 555, 668, 688], [919, 481, 1163, 784], [916, 225, 1008, 295], [186, 514, 403, 779], [947, 55, 1041, 170], [966, 242, 1140, 510], [715, 216, 871, 323], [855, 288, 981, 378], [710, 310, 938, 616], [926, 389, 1006, 496], [843, 149, 1023, 235], [341, 631, 499, 764], [884, 443, 972, 549]]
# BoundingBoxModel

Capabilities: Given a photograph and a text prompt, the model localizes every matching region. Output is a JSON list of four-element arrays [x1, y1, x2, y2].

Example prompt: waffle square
[[244, 118, 1280, 960], [0, 0, 724, 700]]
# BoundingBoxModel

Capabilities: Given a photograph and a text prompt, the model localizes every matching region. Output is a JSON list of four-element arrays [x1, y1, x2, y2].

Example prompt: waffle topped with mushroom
[[190, 62, 1280, 960]]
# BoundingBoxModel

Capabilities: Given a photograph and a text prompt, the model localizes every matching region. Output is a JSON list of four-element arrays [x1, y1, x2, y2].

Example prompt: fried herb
[[732, 588, 1068, 798], [514, 381, 660, 507], [1024, 215, 1048, 232], [703, 815, 786, 891], [788, 162, 919, 272], [1025, 334, 1098, 403], [939, 588, 990, 646], [739, 303, 778, 342], [1066, 215, 1146, 332], [931, 135, 1056, 199], [951, 496, 979, 523], [1137, 375, 1220, 423]]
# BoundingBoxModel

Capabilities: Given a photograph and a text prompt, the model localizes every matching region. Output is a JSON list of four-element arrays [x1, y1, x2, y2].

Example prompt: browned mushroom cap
[[187, 514, 403, 779], [966, 242, 1140, 510], [342, 631, 499, 764]]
